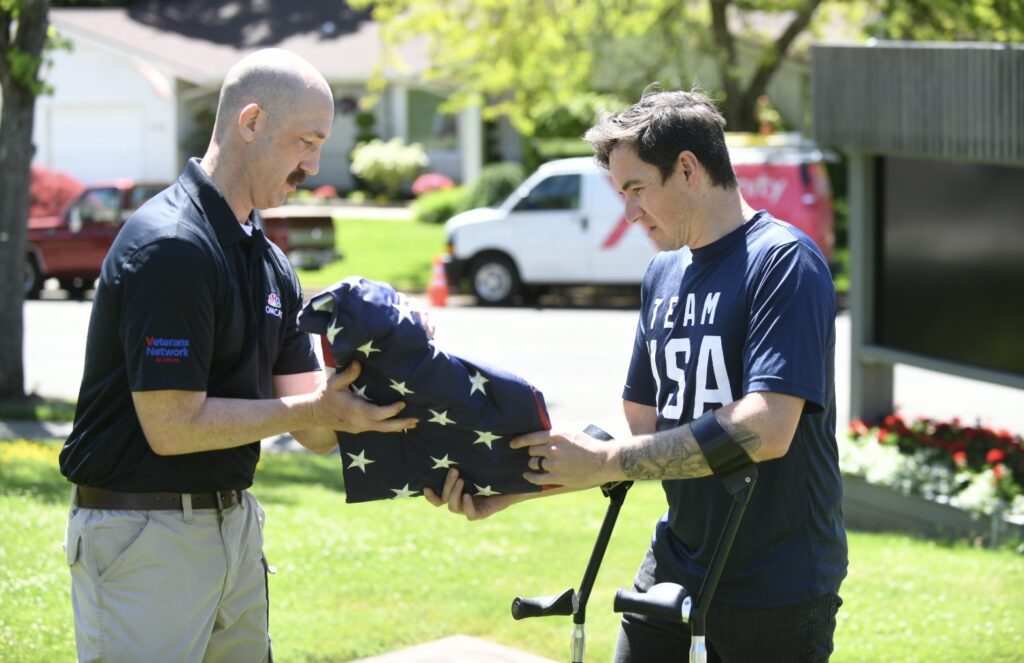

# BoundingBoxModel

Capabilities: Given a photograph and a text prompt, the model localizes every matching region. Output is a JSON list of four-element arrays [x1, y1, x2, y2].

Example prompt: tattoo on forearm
[[619, 428, 712, 480], [618, 416, 763, 480], [724, 422, 762, 458]]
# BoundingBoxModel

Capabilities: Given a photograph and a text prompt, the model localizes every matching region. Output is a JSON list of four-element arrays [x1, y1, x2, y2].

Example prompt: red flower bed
[[848, 414, 1024, 504]]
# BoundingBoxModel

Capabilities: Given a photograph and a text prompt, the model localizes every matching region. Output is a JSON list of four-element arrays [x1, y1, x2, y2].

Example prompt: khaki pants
[[64, 488, 272, 663]]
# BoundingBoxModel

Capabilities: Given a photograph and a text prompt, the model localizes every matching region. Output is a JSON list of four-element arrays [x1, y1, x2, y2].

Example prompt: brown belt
[[75, 485, 242, 511]]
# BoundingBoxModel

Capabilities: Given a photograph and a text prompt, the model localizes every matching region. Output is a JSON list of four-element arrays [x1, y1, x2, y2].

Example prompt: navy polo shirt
[[60, 159, 319, 492]]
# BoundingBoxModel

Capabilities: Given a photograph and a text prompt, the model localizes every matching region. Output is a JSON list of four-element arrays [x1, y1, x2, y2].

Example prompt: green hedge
[[413, 186, 467, 225], [412, 162, 528, 224], [461, 162, 525, 211]]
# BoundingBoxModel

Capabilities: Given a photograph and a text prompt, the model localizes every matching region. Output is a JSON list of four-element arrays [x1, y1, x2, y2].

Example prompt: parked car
[[443, 134, 835, 305], [24, 181, 336, 299]]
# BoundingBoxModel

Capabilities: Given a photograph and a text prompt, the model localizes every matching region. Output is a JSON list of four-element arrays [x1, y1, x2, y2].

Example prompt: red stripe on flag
[[319, 335, 336, 369], [532, 388, 552, 431]]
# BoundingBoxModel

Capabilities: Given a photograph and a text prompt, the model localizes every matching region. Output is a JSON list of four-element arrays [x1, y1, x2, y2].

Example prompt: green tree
[[355, 0, 1023, 134], [354, 0, 833, 132], [866, 0, 1023, 41], [0, 0, 50, 399]]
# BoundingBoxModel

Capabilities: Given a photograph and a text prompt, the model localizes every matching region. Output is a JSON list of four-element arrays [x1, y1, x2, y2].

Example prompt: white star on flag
[[391, 299, 416, 325], [390, 484, 419, 498], [346, 450, 375, 473], [326, 320, 344, 343], [429, 342, 448, 360], [389, 379, 414, 396], [431, 454, 457, 469], [357, 340, 381, 357], [351, 384, 371, 401], [428, 409, 456, 426], [473, 430, 500, 450], [311, 293, 334, 312], [474, 484, 501, 496], [468, 371, 490, 397]]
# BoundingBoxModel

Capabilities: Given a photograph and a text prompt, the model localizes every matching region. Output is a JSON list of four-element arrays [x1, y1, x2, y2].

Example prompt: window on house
[[407, 89, 457, 150]]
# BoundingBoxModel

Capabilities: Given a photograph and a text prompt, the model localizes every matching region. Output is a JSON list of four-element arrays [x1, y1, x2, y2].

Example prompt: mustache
[[287, 170, 307, 186]]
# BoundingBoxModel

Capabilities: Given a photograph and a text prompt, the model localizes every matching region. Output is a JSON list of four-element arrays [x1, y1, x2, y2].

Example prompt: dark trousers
[[613, 592, 842, 662]]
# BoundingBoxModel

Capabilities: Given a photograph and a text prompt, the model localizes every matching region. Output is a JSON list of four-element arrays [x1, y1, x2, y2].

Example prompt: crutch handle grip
[[582, 425, 634, 498], [614, 583, 692, 623], [511, 587, 575, 620]]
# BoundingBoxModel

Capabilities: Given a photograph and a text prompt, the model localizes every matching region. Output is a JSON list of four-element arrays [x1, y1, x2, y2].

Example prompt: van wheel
[[470, 254, 519, 306], [23, 255, 42, 300]]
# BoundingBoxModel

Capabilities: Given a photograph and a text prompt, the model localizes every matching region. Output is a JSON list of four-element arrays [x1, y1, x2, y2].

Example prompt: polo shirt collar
[[180, 157, 256, 248]]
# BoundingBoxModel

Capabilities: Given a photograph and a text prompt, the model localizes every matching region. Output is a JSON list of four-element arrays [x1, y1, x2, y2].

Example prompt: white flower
[[839, 433, 1011, 518], [949, 468, 1002, 517]]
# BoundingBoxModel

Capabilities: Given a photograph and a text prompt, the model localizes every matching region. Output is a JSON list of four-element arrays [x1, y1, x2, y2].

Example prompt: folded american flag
[[298, 277, 551, 503]]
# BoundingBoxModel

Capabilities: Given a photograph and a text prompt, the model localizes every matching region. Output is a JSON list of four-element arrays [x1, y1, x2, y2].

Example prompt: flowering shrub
[[29, 165, 83, 217], [841, 414, 1024, 518], [312, 184, 339, 199], [412, 172, 454, 196], [350, 138, 429, 199]]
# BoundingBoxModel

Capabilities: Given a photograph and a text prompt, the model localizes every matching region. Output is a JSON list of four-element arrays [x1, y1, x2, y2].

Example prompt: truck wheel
[[470, 254, 520, 306], [60, 277, 90, 300], [23, 256, 42, 300]]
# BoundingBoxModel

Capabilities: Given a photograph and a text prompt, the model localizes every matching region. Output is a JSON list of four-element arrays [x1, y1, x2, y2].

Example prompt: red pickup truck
[[24, 181, 337, 299]]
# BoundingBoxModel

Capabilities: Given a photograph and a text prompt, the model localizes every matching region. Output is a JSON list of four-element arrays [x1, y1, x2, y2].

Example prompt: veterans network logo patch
[[145, 337, 190, 363], [266, 291, 283, 318]]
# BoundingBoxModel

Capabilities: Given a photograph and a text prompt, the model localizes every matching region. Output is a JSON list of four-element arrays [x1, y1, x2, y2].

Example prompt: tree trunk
[[0, 0, 50, 399], [707, 0, 824, 132]]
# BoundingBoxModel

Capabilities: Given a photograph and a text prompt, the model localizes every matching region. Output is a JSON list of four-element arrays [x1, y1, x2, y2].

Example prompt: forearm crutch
[[510, 425, 631, 663], [613, 447, 758, 663]]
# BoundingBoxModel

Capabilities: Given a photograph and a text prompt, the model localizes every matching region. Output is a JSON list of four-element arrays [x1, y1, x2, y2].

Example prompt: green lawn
[[296, 217, 446, 294], [3, 440, 1023, 662]]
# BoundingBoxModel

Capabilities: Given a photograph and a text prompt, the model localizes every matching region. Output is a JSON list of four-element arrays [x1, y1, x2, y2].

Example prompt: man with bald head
[[60, 49, 417, 661]]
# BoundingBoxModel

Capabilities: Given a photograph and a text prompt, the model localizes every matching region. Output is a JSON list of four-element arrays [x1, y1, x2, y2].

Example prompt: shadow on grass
[[846, 526, 1023, 552], [0, 395, 77, 422], [254, 452, 347, 506]]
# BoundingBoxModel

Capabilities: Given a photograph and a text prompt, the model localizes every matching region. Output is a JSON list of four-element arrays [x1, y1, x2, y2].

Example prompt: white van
[[443, 136, 834, 305]]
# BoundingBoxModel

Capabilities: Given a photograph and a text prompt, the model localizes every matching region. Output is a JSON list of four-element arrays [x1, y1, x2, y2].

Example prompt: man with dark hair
[[429, 89, 846, 661], [60, 49, 418, 662]]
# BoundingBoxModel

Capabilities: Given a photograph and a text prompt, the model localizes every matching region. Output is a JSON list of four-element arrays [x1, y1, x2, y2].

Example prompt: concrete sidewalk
[[351, 636, 557, 663], [0, 419, 72, 441], [330, 202, 412, 221]]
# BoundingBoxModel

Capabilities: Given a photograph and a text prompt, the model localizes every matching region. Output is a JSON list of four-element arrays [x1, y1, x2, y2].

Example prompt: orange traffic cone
[[427, 254, 449, 307]]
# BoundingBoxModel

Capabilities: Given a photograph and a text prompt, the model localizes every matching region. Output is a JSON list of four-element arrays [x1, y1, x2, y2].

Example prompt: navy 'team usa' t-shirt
[[623, 211, 847, 606]]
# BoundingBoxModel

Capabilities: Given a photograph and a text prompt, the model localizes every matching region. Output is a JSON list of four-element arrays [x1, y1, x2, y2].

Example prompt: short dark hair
[[584, 89, 737, 188]]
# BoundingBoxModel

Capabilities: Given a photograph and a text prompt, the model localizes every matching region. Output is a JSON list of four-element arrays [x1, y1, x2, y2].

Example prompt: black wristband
[[689, 410, 754, 480]]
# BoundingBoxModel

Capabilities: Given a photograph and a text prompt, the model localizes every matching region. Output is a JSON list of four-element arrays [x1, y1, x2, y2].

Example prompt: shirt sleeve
[[120, 239, 215, 392], [273, 264, 321, 376], [622, 283, 657, 407], [743, 242, 834, 412]]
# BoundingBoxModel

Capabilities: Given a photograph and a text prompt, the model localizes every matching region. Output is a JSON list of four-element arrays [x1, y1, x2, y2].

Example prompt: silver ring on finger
[[537, 456, 547, 473]]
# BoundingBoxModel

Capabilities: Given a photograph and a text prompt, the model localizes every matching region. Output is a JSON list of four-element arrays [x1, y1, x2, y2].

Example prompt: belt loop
[[68, 484, 79, 511], [215, 491, 225, 513], [182, 493, 194, 523], [238, 490, 246, 510]]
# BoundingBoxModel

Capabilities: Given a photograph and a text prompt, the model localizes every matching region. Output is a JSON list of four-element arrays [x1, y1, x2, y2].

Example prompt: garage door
[[49, 107, 145, 182]]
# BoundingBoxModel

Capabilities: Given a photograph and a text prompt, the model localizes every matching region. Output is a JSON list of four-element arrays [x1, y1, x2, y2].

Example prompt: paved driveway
[[22, 299, 1024, 435]]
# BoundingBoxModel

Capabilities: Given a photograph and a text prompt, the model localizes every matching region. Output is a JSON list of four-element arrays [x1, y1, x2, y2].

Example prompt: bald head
[[212, 48, 333, 142]]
